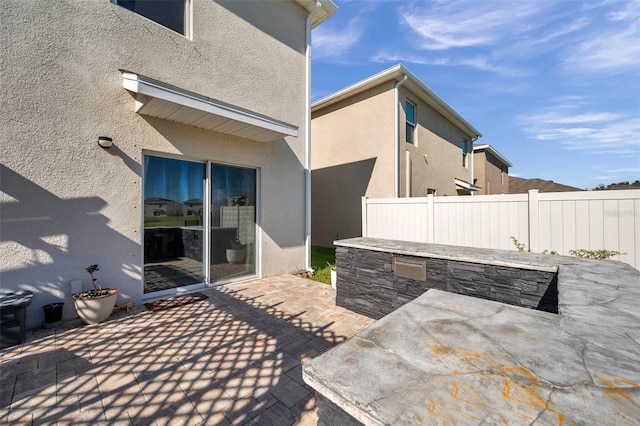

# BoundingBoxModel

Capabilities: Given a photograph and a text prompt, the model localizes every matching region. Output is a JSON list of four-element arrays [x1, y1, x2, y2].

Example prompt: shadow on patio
[[0, 275, 374, 425]]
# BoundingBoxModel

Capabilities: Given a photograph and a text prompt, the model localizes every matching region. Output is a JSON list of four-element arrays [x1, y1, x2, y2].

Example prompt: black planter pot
[[43, 302, 64, 327]]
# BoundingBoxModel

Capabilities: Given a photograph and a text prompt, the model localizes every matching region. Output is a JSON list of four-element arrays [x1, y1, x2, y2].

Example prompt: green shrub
[[511, 237, 623, 260], [568, 249, 625, 260], [309, 246, 335, 285]]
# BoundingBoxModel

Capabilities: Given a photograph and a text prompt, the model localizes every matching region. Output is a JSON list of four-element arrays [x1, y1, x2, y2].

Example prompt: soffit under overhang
[[122, 72, 298, 142], [294, 0, 338, 28]]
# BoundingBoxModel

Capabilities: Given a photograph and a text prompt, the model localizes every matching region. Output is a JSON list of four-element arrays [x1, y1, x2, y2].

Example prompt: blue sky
[[311, 0, 640, 189]]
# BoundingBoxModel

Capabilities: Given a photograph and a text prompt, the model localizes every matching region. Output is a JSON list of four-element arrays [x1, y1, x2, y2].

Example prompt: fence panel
[[365, 198, 429, 242], [431, 194, 529, 250], [362, 190, 640, 269]]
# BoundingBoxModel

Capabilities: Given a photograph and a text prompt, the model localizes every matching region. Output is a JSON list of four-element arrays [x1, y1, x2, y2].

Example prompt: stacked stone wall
[[336, 246, 557, 319]]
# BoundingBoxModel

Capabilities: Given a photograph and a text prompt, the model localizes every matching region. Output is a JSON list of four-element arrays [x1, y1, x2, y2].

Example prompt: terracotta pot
[[73, 289, 118, 325]]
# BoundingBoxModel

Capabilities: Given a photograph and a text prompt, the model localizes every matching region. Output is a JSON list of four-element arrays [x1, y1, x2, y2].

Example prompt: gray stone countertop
[[303, 238, 640, 424]]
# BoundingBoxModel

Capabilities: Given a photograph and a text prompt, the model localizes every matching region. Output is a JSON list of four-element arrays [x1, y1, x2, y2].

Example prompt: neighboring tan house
[[311, 64, 482, 247], [473, 144, 512, 195], [1, 0, 337, 328], [509, 177, 584, 194]]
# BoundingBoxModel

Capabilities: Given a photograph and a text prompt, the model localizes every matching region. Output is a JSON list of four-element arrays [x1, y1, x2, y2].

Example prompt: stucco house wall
[[311, 65, 481, 248], [311, 83, 396, 246], [1, 0, 329, 328], [400, 88, 472, 197], [473, 145, 511, 195]]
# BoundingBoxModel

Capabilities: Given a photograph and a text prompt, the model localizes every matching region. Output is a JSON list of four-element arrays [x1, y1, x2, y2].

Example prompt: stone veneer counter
[[303, 238, 640, 425]]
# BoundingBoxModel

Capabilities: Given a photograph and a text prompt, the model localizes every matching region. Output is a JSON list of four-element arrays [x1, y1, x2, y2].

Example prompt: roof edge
[[312, 64, 482, 140], [473, 144, 512, 167], [294, 0, 338, 28]]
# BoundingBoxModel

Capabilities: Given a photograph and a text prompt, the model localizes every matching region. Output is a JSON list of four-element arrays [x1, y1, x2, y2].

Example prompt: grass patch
[[310, 246, 335, 285], [145, 216, 200, 227]]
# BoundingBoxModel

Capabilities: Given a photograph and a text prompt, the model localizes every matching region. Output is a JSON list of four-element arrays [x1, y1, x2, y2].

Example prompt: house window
[[405, 101, 416, 144], [112, 0, 190, 36]]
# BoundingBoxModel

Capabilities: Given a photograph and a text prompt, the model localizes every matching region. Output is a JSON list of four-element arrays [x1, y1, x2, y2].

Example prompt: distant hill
[[592, 180, 640, 191], [509, 176, 583, 194]]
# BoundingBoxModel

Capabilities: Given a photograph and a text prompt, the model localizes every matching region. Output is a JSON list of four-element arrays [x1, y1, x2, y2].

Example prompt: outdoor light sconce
[[97, 136, 113, 149]]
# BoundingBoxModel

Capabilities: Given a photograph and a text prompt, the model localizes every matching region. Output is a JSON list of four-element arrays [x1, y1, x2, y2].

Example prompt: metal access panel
[[392, 255, 427, 281]]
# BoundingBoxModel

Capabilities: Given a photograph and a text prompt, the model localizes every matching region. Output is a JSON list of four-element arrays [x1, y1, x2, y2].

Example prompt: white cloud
[[396, 1, 638, 78], [399, 2, 551, 51], [561, 23, 640, 74], [605, 168, 640, 173], [529, 112, 625, 125], [519, 107, 640, 154], [370, 51, 527, 77], [606, 1, 640, 22], [313, 17, 364, 60]]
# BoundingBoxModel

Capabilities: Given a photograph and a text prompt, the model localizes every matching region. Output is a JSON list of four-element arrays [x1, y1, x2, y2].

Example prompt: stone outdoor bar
[[303, 238, 640, 425]]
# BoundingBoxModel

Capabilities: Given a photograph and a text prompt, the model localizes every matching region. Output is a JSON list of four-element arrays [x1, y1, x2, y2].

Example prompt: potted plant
[[226, 239, 245, 264], [72, 265, 118, 325]]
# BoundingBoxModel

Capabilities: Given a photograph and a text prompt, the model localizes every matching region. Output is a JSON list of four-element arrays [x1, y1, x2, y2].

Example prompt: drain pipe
[[470, 135, 479, 196], [394, 75, 408, 198], [305, 1, 322, 272]]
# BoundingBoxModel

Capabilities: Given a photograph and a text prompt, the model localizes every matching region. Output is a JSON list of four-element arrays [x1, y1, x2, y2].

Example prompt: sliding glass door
[[210, 165, 256, 281], [143, 155, 257, 294]]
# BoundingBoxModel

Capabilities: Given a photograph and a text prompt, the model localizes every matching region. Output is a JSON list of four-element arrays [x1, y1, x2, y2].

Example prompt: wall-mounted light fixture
[[97, 136, 113, 149]]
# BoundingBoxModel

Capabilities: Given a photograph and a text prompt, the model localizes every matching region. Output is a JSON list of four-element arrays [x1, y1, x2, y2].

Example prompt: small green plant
[[511, 237, 623, 260], [79, 264, 113, 298], [86, 264, 102, 291], [568, 249, 625, 260], [511, 237, 558, 255], [511, 237, 529, 252], [541, 249, 559, 255]]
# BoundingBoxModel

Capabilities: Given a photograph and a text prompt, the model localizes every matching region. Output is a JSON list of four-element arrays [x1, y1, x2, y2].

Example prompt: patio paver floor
[[0, 275, 374, 425]]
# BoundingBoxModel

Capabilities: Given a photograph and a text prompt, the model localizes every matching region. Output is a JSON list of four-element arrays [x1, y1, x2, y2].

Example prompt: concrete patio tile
[[268, 375, 311, 408], [9, 384, 59, 424], [222, 393, 275, 426], [291, 392, 317, 419], [61, 408, 129, 426], [0, 275, 374, 425], [284, 364, 306, 386], [186, 382, 236, 417], [13, 369, 57, 401], [248, 401, 298, 426], [6, 410, 33, 425], [0, 356, 37, 382], [57, 374, 102, 412]]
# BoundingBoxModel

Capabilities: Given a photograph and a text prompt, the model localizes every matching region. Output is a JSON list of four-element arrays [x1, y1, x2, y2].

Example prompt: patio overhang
[[455, 178, 482, 194], [122, 72, 298, 142]]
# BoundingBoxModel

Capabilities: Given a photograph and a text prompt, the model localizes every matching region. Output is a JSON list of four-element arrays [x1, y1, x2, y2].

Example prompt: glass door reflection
[[210, 164, 256, 281], [143, 156, 206, 293]]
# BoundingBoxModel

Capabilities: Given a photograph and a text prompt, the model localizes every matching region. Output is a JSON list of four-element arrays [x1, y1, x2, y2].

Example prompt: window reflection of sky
[[144, 156, 204, 204], [211, 165, 255, 205], [143, 156, 256, 206]]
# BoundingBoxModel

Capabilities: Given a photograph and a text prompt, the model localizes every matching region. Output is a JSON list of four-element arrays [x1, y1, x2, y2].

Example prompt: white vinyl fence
[[362, 189, 640, 270]]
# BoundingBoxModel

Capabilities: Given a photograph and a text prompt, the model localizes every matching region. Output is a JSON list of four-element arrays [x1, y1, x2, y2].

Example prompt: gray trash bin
[[0, 289, 34, 348]]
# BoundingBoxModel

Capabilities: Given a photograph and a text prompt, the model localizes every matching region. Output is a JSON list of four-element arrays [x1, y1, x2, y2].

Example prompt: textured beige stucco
[[311, 81, 475, 247], [1, 0, 310, 328], [400, 88, 472, 197], [474, 150, 509, 195], [311, 83, 395, 246]]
